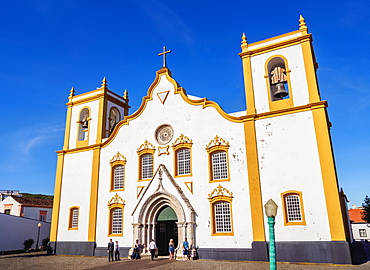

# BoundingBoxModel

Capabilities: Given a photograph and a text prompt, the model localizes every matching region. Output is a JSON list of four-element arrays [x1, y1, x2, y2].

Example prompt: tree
[[361, 195, 370, 223]]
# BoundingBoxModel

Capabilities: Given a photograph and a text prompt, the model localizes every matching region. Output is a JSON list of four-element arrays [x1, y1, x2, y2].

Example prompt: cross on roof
[[158, 46, 171, 68]]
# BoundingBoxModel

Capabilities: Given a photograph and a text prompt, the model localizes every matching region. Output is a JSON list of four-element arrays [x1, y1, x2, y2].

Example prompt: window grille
[[112, 208, 122, 234], [285, 195, 302, 222], [177, 148, 190, 175], [114, 165, 124, 189], [212, 151, 228, 180], [214, 201, 232, 233], [142, 154, 153, 179], [71, 208, 79, 228]]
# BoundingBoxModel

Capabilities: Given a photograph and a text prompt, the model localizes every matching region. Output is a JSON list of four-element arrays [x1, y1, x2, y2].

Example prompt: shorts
[[183, 249, 188, 255], [169, 246, 175, 252]]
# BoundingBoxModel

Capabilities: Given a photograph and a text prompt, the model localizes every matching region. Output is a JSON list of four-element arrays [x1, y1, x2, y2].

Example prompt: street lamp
[[264, 199, 278, 270], [36, 223, 42, 250]]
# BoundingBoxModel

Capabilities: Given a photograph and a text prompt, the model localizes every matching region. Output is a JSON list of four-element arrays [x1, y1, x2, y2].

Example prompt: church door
[[156, 206, 178, 256]]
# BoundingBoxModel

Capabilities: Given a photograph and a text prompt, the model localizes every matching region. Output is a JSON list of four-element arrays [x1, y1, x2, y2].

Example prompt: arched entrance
[[156, 206, 178, 255]]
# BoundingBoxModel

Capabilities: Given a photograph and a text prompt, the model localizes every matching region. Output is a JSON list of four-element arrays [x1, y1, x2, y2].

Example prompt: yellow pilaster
[[63, 88, 74, 150], [312, 106, 346, 241], [300, 36, 321, 103], [50, 152, 65, 242], [244, 119, 265, 241], [88, 146, 101, 242]]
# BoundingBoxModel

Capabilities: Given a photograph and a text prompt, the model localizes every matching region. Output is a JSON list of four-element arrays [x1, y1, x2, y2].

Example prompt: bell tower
[[62, 78, 130, 150], [239, 15, 320, 115]]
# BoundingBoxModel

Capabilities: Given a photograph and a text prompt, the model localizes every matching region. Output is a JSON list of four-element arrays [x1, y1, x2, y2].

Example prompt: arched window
[[137, 140, 156, 181], [265, 56, 293, 110], [281, 190, 306, 226], [208, 184, 234, 236], [109, 152, 127, 191], [77, 107, 90, 146], [69, 206, 79, 230], [206, 136, 230, 182], [172, 134, 193, 177], [108, 194, 125, 236], [108, 107, 121, 135]]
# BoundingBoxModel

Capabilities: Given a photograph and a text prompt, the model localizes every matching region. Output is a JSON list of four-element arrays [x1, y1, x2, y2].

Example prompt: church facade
[[50, 17, 352, 264]]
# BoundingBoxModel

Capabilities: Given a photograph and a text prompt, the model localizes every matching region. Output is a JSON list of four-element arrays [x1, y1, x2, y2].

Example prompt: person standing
[[114, 241, 120, 261], [182, 238, 190, 260], [148, 239, 157, 260], [107, 239, 114, 262], [168, 239, 175, 260]]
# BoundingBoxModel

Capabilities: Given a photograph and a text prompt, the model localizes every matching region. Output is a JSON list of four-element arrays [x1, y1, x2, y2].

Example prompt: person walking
[[107, 239, 114, 262], [168, 239, 175, 260], [114, 241, 120, 261], [182, 238, 190, 260], [148, 239, 157, 260]]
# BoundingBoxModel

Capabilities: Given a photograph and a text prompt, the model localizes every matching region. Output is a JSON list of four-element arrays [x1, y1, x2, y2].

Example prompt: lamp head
[[264, 199, 278, 217], [38, 223, 42, 227]]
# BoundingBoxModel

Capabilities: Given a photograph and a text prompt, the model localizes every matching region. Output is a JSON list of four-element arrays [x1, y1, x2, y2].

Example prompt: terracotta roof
[[348, 208, 365, 223], [11, 196, 53, 208]]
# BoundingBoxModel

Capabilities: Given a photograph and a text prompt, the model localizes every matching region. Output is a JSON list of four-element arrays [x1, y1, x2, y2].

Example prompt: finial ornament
[[241, 33, 248, 52], [123, 89, 128, 100], [69, 87, 75, 98], [299, 15, 308, 31], [158, 46, 171, 68], [101, 77, 108, 88]]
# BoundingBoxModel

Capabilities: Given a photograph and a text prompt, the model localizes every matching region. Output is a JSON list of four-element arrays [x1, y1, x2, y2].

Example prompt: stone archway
[[133, 190, 195, 251]]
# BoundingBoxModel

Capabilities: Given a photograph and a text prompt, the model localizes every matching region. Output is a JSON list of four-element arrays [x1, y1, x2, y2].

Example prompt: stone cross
[[158, 46, 171, 67]]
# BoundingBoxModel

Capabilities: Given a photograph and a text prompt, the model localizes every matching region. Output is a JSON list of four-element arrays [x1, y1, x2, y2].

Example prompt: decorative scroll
[[208, 184, 233, 198], [172, 134, 193, 147], [137, 140, 156, 153], [109, 152, 127, 164], [206, 135, 229, 150], [107, 193, 125, 206]]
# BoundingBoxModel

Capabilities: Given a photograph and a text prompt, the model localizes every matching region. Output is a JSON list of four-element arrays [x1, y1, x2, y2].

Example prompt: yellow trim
[[281, 190, 306, 226], [63, 103, 73, 150], [57, 101, 328, 156], [137, 149, 155, 181], [137, 186, 145, 198], [76, 140, 88, 148], [300, 36, 321, 103], [87, 147, 101, 242], [108, 203, 124, 237], [96, 89, 107, 144], [243, 120, 265, 241], [208, 195, 234, 236], [206, 142, 230, 182], [173, 143, 193, 178], [50, 153, 65, 242], [184, 182, 193, 194], [66, 89, 127, 108], [239, 32, 312, 58], [109, 152, 127, 192], [264, 55, 294, 111], [312, 107, 346, 241], [240, 52, 256, 115], [248, 30, 302, 48], [68, 206, 80, 230]]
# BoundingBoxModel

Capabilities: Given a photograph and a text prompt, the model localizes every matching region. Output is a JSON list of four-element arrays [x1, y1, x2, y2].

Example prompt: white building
[[50, 17, 352, 264]]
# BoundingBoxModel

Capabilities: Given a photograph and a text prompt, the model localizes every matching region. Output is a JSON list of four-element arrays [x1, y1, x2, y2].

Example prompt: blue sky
[[0, 1, 369, 207]]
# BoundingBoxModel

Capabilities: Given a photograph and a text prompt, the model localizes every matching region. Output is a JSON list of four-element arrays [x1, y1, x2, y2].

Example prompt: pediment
[[131, 164, 196, 216]]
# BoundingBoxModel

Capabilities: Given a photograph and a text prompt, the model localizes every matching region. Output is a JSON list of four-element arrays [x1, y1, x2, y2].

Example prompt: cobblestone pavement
[[1, 251, 370, 270]]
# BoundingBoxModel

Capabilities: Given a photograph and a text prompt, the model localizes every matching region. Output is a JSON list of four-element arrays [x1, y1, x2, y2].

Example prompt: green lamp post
[[264, 199, 278, 270]]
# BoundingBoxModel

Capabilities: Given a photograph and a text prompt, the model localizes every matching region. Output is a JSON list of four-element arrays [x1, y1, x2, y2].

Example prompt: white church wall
[[57, 150, 93, 241], [95, 74, 253, 249], [256, 111, 331, 241], [250, 44, 310, 114]]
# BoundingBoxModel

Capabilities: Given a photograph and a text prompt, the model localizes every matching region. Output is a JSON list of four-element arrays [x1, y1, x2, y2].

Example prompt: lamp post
[[36, 223, 42, 250], [264, 199, 278, 270]]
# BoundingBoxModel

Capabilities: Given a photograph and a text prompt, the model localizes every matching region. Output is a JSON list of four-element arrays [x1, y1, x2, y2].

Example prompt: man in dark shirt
[[108, 239, 114, 262]]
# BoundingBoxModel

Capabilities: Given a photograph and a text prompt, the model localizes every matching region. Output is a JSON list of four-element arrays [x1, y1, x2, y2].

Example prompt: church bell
[[273, 83, 289, 99], [82, 120, 89, 129]]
